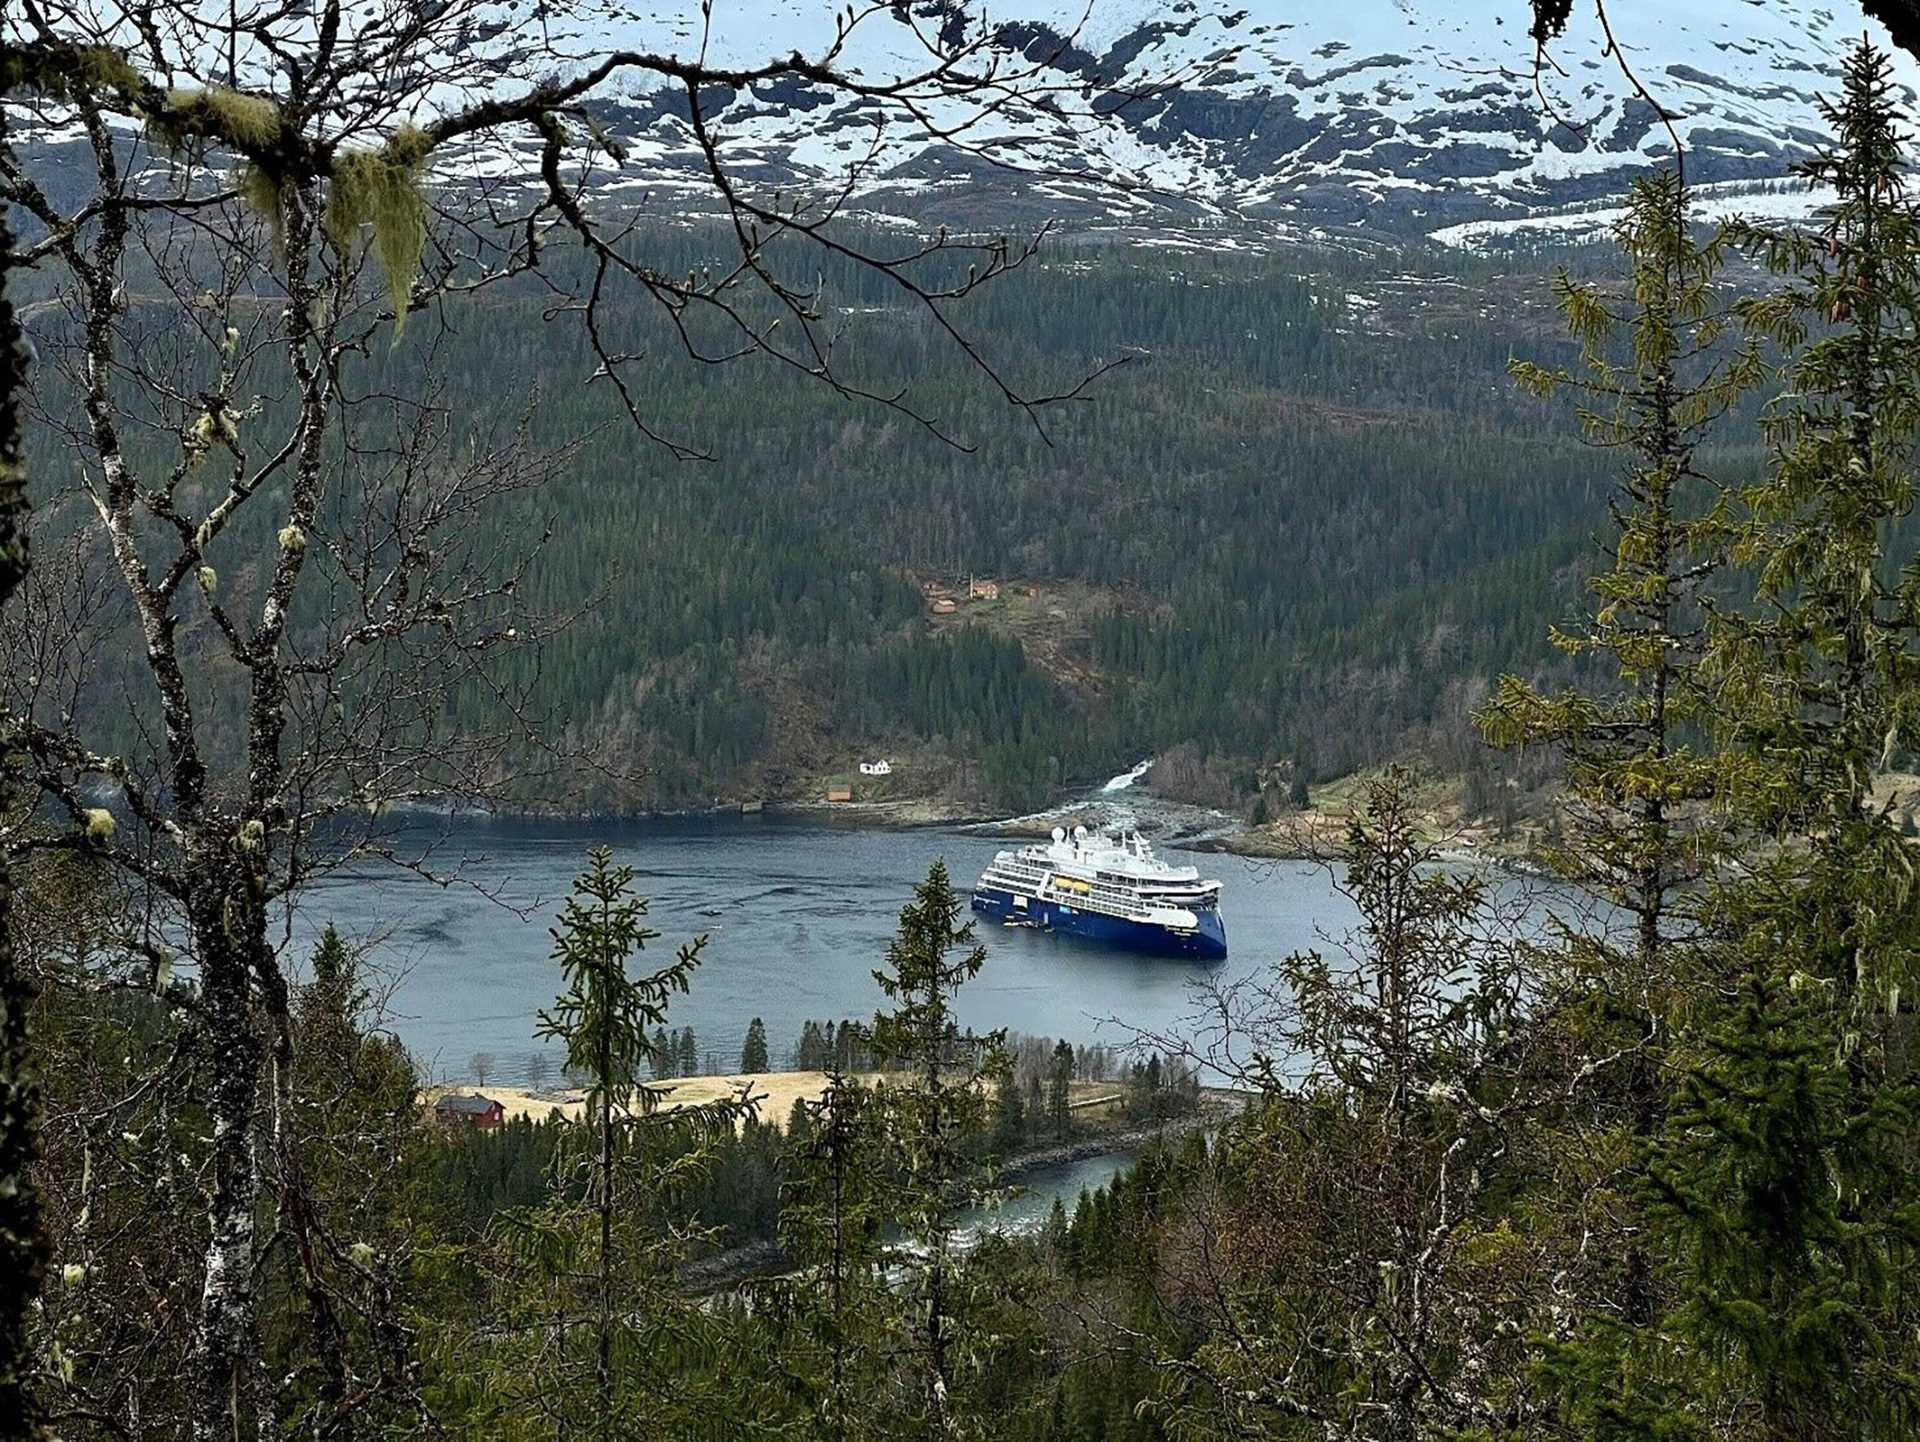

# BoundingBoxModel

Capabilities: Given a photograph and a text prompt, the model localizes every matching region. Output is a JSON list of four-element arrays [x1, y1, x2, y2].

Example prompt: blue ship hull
[[971, 887, 1227, 961]]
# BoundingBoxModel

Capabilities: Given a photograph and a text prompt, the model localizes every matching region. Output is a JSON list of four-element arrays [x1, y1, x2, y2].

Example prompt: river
[[286, 811, 1551, 1085], [949, 1149, 1137, 1248]]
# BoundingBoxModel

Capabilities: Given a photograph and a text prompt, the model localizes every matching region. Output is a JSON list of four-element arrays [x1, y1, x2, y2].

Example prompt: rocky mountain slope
[[10, 0, 1917, 244], [467, 0, 1920, 239]]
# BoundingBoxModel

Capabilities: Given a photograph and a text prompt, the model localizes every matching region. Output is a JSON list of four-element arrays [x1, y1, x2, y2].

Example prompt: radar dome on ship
[[1051, 826, 1066, 842]]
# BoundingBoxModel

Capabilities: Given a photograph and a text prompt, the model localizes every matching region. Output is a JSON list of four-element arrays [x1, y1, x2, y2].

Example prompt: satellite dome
[[1050, 826, 1066, 842], [1072, 824, 1087, 842]]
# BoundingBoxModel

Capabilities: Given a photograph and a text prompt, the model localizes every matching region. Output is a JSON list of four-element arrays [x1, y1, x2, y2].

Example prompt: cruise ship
[[971, 826, 1227, 960]]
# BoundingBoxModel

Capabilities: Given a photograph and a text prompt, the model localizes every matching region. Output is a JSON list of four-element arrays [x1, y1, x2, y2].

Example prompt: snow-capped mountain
[[470, 0, 1920, 240], [11, 0, 1919, 243]]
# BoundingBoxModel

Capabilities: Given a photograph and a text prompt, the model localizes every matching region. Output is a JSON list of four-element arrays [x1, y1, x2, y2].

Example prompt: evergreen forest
[[11, 11, 1920, 1442], [7, 153, 1750, 813]]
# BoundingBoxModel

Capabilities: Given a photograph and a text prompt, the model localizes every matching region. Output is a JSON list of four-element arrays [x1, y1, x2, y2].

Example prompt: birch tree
[[2, 3, 1137, 1435], [0, 104, 48, 1442]]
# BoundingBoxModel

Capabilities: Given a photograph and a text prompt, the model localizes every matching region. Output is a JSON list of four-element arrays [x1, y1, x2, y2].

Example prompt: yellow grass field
[[430, 1071, 847, 1129], [429, 1073, 1127, 1131]]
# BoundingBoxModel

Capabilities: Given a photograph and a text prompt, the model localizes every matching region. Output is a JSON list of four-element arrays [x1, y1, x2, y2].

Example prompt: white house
[[859, 760, 894, 777]]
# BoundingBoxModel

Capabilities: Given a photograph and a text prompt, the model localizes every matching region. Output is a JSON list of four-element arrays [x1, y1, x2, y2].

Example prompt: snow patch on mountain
[[523, 0, 1920, 236], [1430, 177, 1838, 248], [9, 0, 1917, 241]]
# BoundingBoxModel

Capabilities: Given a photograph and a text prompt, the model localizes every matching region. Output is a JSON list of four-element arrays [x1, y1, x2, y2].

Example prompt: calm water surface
[[290, 814, 1375, 1082], [956, 1151, 1138, 1241]]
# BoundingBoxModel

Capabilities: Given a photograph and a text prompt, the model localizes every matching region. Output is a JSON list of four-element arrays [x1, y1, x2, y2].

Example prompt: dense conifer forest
[[13, 5, 1920, 1441], [373, 236, 1663, 809], [11, 213, 1712, 812]]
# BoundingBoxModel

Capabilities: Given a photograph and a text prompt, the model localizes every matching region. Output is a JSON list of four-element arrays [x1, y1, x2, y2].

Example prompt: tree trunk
[[186, 846, 268, 1442], [0, 169, 50, 1442], [260, 960, 353, 1433]]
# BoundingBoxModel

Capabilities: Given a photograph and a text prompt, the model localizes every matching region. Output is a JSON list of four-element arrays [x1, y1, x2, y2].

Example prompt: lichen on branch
[[10, 48, 434, 338], [0, 44, 144, 104], [155, 86, 283, 149], [323, 127, 433, 337]]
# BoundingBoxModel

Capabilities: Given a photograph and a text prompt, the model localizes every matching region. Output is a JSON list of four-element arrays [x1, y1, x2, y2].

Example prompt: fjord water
[[290, 813, 1378, 1082]]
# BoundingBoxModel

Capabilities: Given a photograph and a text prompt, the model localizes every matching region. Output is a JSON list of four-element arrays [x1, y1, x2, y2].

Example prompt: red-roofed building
[[434, 1092, 505, 1129]]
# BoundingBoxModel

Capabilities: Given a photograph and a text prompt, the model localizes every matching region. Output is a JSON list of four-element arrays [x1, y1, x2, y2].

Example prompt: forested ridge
[[415, 235, 1656, 810], [15, 220, 1716, 812]]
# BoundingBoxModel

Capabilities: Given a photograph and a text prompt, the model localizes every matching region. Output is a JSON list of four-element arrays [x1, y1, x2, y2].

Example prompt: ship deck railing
[[982, 875, 1191, 927]]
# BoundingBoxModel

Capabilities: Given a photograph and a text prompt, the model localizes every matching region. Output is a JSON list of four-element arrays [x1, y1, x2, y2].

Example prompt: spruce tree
[[774, 1063, 890, 1441], [1649, 39, 1920, 1434], [1046, 1041, 1074, 1141], [1714, 37, 1920, 1010], [1487, 167, 1750, 964], [1482, 169, 1754, 1389], [742, 1018, 770, 1075], [1544, 42, 1920, 1438], [1646, 968, 1915, 1436], [992, 1069, 1026, 1154], [869, 860, 1007, 1438], [437, 848, 749, 1440]]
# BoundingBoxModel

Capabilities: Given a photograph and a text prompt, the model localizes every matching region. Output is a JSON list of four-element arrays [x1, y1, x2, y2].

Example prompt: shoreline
[[376, 785, 1554, 873]]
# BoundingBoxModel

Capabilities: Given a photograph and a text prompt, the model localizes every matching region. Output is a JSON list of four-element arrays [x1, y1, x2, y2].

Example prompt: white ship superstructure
[[971, 826, 1227, 959]]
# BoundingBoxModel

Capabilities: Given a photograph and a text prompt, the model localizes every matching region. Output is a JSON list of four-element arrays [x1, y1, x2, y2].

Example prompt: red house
[[434, 1092, 505, 1129]]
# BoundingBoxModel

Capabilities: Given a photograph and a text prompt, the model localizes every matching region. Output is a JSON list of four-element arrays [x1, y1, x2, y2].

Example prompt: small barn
[[434, 1092, 505, 1129], [930, 597, 957, 615], [826, 785, 853, 802]]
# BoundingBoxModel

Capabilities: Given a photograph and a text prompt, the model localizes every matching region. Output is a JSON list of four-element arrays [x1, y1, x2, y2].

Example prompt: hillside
[[63, 174, 1920, 822], [15, 6, 1909, 819], [14, 225, 1655, 815]]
